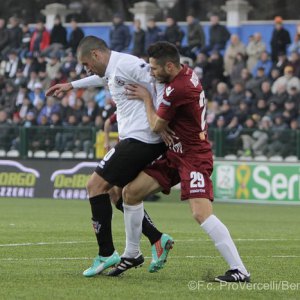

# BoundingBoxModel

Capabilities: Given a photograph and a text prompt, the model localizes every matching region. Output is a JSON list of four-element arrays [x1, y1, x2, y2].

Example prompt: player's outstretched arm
[[125, 84, 169, 133], [46, 83, 73, 97], [46, 75, 106, 97]]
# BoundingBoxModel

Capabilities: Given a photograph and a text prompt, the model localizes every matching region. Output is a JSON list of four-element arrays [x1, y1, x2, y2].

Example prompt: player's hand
[[161, 126, 177, 147], [46, 83, 73, 97], [125, 84, 152, 102]]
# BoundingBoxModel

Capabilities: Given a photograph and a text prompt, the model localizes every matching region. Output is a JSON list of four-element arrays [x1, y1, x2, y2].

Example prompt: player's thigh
[[86, 171, 112, 197], [189, 198, 213, 224], [123, 171, 162, 205]]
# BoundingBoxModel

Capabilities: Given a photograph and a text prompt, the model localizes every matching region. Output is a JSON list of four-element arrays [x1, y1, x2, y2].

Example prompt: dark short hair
[[147, 42, 180, 67], [77, 36, 109, 58]]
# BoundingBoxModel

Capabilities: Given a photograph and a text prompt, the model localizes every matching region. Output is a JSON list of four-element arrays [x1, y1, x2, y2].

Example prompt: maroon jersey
[[157, 65, 211, 156]]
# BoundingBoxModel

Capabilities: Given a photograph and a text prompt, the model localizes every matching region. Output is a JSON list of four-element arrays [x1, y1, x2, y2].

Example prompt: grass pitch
[[1, 192, 300, 300]]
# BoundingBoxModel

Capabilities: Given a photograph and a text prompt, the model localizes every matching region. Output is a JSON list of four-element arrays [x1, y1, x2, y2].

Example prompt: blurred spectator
[[109, 13, 131, 52], [272, 51, 289, 75], [272, 65, 300, 94], [37, 96, 60, 124], [282, 98, 298, 124], [217, 99, 234, 126], [228, 82, 245, 109], [22, 53, 37, 78], [132, 19, 145, 57], [15, 83, 28, 108], [57, 114, 78, 152], [240, 68, 252, 86], [46, 53, 61, 80], [30, 114, 53, 151], [252, 51, 272, 77], [164, 16, 184, 49], [42, 15, 67, 58], [0, 81, 17, 113], [270, 16, 291, 62], [212, 82, 229, 106], [269, 67, 281, 84], [75, 114, 93, 154], [4, 49, 22, 78], [236, 101, 251, 124], [182, 13, 205, 59], [244, 89, 256, 106], [50, 15, 67, 48], [29, 19, 50, 55], [224, 34, 246, 76], [18, 97, 35, 120], [7, 16, 22, 52], [269, 83, 289, 109], [145, 18, 163, 50], [0, 110, 12, 151], [289, 22, 300, 54], [202, 14, 230, 54], [246, 32, 266, 72], [85, 99, 99, 121], [68, 17, 85, 54], [246, 67, 268, 96], [230, 52, 247, 84], [252, 98, 268, 118], [28, 82, 46, 107], [257, 80, 272, 102], [289, 51, 300, 77], [20, 23, 32, 59], [241, 115, 272, 156], [263, 114, 288, 157], [36, 53, 47, 72], [60, 51, 77, 76], [72, 97, 85, 121], [205, 50, 225, 92], [0, 18, 9, 58], [224, 116, 243, 153]]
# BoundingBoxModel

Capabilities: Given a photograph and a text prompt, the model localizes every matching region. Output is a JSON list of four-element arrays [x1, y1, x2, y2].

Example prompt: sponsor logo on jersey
[[165, 86, 174, 97], [190, 71, 199, 87]]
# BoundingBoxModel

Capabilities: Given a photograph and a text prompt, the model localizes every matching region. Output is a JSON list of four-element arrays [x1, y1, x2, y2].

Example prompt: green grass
[[1, 192, 300, 300]]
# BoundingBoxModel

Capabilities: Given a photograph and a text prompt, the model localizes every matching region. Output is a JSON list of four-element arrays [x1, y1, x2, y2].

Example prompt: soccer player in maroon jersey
[[108, 42, 250, 282]]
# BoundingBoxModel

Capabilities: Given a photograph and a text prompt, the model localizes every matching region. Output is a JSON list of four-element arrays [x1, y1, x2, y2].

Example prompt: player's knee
[[86, 175, 108, 197], [192, 209, 209, 224], [122, 185, 140, 205]]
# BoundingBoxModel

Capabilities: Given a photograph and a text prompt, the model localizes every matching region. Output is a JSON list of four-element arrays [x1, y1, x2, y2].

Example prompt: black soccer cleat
[[215, 269, 251, 283], [107, 254, 144, 277]]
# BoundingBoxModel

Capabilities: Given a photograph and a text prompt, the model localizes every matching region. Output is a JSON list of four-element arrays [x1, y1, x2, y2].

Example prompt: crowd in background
[[0, 12, 300, 157]]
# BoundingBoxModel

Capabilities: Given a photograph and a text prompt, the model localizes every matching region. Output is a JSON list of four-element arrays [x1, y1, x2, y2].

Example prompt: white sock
[[122, 202, 144, 258], [201, 215, 249, 275]]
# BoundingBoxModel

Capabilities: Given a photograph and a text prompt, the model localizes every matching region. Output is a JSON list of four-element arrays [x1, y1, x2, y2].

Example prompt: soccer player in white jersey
[[46, 36, 173, 276]]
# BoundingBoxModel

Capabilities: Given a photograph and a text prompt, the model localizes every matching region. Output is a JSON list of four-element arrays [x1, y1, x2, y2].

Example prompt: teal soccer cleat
[[148, 233, 174, 273], [83, 251, 121, 277]]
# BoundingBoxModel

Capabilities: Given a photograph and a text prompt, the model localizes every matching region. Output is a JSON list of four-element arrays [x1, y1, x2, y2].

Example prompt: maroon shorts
[[144, 150, 214, 201]]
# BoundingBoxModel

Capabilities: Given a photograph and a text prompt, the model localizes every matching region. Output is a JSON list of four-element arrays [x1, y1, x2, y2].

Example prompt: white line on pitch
[[1, 238, 300, 247], [1, 255, 300, 262]]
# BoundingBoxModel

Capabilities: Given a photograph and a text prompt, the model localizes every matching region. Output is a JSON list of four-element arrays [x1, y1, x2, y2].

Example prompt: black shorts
[[95, 138, 167, 187]]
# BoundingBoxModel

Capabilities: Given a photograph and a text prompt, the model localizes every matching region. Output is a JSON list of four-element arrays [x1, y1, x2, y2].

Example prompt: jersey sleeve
[[156, 86, 185, 122], [71, 75, 106, 89]]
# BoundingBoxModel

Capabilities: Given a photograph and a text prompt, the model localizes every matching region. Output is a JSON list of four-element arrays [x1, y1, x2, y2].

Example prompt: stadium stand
[[0, 14, 299, 160]]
